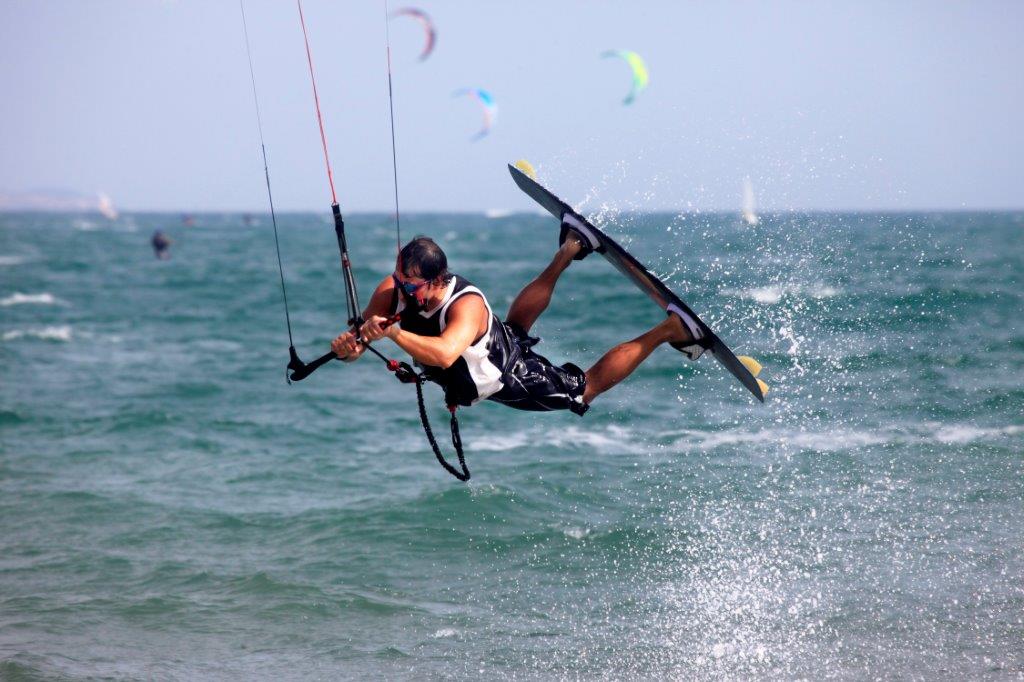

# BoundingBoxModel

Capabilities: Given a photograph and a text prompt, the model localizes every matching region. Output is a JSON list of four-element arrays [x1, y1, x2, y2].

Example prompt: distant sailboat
[[741, 177, 759, 226], [97, 192, 119, 220]]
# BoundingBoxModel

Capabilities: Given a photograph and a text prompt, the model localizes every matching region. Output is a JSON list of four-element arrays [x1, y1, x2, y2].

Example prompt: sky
[[1, 0, 1022, 213]]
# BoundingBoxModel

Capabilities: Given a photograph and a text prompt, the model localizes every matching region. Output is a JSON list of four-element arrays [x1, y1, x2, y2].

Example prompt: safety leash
[[364, 324, 471, 482], [414, 380, 470, 482]]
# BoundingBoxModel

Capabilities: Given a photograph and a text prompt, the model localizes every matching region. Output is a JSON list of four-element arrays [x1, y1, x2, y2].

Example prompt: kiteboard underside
[[507, 163, 765, 402]]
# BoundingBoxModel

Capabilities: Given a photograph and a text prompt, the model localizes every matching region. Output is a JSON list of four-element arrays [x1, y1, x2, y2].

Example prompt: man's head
[[395, 236, 450, 305], [398, 236, 448, 281]]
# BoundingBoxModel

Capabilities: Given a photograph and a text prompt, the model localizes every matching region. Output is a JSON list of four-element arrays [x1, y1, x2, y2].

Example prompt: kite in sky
[[601, 49, 649, 105], [389, 7, 436, 61], [452, 88, 497, 141]]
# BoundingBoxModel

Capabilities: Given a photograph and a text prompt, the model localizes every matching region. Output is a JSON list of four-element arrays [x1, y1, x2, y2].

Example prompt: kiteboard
[[508, 161, 767, 402]]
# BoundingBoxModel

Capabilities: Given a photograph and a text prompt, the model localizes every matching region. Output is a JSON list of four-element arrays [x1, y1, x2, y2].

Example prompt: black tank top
[[391, 274, 518, 406]]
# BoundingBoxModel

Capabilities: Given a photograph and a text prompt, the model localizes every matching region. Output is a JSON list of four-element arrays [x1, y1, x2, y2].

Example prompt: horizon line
[[3, 206, 1023, 216]]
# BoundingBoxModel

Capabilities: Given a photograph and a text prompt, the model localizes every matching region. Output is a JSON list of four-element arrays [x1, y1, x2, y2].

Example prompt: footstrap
[[666, 302, 711, 360]]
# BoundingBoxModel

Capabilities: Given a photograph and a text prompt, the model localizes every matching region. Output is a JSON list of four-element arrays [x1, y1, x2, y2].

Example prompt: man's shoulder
[[446, 284, 490, 325], [448, 288, 487, 311]]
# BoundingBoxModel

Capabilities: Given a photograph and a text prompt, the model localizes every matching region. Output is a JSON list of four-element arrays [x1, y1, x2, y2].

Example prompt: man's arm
[[362, 293, 488, 369]]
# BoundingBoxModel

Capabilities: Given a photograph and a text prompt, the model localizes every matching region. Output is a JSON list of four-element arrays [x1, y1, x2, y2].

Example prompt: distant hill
[[0, 189, 117, 218]]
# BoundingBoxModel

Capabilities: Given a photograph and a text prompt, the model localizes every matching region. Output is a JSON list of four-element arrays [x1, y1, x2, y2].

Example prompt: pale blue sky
[[1, 0, 1022, 212]]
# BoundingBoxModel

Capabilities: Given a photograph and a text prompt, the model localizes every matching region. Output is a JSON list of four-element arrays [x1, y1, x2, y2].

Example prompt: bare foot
[[663, 310, 695, 345], [561, 231, 585, 258], [559, 232, 584, 259]]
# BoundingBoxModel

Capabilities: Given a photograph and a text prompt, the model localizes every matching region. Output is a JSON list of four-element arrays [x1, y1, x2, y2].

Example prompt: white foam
[[466, 431, 533, 452], [562, 527, 591, 540], [747, 286, 783, 304], [546, 424, 646, 454], [0, 292, 65, 307], [469, 423, 642, 454], [0, 255, 26, 266], [484, 209, 512, 219], [711, 642, 734, 659], [432, 628, 458, 639], [723, 283, 842, 304], [807, 284, 840, 299], [932, 424, 1023, 444], [2, 325, 73, 342]]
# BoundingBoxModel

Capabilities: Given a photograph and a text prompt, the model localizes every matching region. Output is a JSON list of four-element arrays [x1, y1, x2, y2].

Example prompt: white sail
[[97, 192, 119, 220], [741, 177, 759, 226]]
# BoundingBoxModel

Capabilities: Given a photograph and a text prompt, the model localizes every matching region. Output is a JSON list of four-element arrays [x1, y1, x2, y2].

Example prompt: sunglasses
[[393, 273, 430, 296]]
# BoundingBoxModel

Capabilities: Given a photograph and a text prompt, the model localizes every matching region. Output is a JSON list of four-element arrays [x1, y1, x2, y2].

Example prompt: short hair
[[399, 236, 450, 282]]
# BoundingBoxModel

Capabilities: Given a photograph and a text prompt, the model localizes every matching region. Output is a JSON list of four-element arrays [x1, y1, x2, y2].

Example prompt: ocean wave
[[0, 659, 48, 681], [547, 424, 644, 452], [466, 421, 977, 458], [466, 431, 533, 452], [0, 409, 28, 425], [192, 338, 244, 353], [660, 421, 1023, 453], [2, 325, 73, 342], [226, 572, 330, 600], [474, 423, 891, 457], [0, 292, 66, 307], [679, 427, 889, 452], [449, 419, 1024, 461], [468, 423, 646, 455], [0, 255, 26, 266]]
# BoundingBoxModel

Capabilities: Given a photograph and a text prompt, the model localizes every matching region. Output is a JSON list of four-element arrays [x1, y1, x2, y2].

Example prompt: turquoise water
[[1, 210, 1021, 680]]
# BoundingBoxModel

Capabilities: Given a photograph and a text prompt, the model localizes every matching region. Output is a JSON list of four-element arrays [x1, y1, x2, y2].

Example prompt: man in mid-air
[[331, 219, 706, 415]]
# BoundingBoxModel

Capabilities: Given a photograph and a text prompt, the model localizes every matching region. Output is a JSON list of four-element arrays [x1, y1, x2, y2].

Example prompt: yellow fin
[[514, 159, 537, 180], [756, 379, 769, 397], [738, 355, 762, 377]]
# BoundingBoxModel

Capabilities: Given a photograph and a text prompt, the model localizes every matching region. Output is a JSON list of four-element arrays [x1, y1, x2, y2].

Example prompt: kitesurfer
[[151, 230, 172, 259], [331, 231, 701, 414]]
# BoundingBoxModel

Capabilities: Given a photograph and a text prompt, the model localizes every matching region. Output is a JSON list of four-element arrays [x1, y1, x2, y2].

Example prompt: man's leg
[[582, 312, 692, 404], [506, 234, 583, 333]]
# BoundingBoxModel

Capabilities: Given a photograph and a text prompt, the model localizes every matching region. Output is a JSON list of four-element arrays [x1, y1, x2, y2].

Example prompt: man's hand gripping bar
[[287, 314, 402, 383]]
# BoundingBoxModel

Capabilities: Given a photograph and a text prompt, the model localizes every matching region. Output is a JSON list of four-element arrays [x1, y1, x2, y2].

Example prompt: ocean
[[1, 209, 1021, 680]]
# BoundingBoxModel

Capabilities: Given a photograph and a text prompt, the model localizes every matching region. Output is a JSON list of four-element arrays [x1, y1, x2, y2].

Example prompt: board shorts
[[487, 323, 589, 416]]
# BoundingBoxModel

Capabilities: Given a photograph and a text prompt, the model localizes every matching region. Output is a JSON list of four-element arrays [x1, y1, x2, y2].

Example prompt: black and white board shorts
[[487, 323, 589, 416]]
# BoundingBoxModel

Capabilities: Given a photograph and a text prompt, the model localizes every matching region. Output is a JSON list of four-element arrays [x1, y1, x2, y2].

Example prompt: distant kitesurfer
[[151, 230, 172, 260], [331, 229, 703, 414]]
